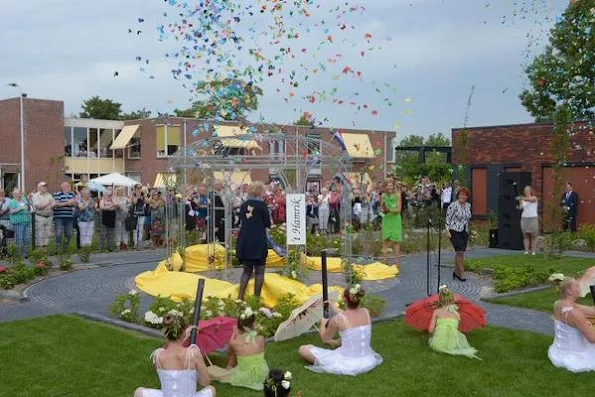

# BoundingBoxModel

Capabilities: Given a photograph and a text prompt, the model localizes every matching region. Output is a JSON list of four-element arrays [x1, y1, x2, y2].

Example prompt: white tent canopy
[[90, 172, 138, 187]]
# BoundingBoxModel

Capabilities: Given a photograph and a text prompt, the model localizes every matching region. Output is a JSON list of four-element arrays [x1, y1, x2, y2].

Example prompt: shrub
[[492, 264, 554, 293], [110, 290, 141, 323], [578, 224, 595, 251], [58, 254, 73, 271], [78, 247, 92, 264]]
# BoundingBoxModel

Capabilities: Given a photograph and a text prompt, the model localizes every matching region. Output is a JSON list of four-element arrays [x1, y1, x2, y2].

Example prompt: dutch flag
[[331, 129, 346, 151]]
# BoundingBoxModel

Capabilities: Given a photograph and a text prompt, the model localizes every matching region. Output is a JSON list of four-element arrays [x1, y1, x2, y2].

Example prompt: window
[[128, 131, 141, 159], [97, 128, 114, 159], [64, 127, 72, 157], [386, 137, 395, 163], [126, 172, 141, 183], [73, 127, 87, 158], [88, 128, 99, 158], [156, 125, 181, 157], [307, 133, 321, 174]]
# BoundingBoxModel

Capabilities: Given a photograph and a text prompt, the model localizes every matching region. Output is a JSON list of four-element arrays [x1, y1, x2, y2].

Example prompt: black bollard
[[190, 279, 206, 345], [321, 249, 329, 318]]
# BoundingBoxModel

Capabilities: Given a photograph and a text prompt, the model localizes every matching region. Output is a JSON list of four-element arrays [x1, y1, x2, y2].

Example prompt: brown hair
[[163, 314, 188, 341], [343, 285, 366, 309], [456, 187, 471, 200], [237, 309, 256, 330]]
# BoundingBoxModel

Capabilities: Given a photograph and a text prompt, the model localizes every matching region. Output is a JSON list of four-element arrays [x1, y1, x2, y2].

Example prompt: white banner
[[286, 194, 306, 245]]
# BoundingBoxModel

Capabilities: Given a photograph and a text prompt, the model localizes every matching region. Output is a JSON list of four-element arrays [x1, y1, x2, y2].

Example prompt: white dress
[[141, 345, 214, 397], [548, 307, 595, 373], [306, 312, 383, 376]]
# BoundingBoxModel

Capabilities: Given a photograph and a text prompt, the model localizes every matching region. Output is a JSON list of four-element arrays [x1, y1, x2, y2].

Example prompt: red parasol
[[182, 316, 237, 355], [405, 294, 487, 333]]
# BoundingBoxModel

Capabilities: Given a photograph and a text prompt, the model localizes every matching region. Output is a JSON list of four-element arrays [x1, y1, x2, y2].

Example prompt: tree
[[520, 0, 595, 122], [174, 79, 263, 120], [121, 107, 152, 120], [79, 96, 122, 120], [393, 133, 452, 184], [294, 112, 315, 126]]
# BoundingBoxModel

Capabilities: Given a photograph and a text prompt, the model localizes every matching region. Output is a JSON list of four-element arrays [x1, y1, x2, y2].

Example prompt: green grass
[[485, 289, 594, 312], [466, 254, 595, 292], [1, 315, 594, 397]]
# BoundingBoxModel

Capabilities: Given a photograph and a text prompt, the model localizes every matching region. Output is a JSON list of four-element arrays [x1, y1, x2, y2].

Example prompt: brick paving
[[1, 247, 590, 337]]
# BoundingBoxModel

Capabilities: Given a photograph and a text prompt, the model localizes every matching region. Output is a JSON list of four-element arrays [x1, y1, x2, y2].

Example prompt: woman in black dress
[[237, 181, 271, 301]]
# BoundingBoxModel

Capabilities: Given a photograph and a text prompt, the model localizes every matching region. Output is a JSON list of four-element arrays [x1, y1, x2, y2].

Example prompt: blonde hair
[[248, 181, 265, 198], [523, 185, 536, 197], [437, 286, 455, 307], [559, 277, 578, 299], [115, 187, 125, 196]]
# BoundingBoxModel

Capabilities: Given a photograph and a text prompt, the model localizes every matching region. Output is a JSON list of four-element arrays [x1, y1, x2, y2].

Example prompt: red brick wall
[[453, 122, 595, 227], [0, 98, 65, 193]]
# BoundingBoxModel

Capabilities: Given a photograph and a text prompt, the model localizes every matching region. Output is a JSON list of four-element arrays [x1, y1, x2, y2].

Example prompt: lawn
[[465, 254, 595, 292], [1, 315, 594, 397], [485, 289, 594, 312]]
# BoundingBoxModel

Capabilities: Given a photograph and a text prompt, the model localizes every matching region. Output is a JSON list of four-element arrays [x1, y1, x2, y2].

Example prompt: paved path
[[1, 247, 589, 336]]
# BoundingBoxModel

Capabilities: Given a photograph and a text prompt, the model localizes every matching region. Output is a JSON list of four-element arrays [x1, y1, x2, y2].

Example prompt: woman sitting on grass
[[428, 286, 480, 359], [208, 307, 269, 390], [298, 285, 383, 376], [548, 275, 595, 372], [134, 313, 215, 397], [264, 369, 300, 397]]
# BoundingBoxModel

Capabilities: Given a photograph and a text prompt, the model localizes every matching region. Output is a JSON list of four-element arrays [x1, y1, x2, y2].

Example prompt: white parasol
[[274, 291, 339, 342]]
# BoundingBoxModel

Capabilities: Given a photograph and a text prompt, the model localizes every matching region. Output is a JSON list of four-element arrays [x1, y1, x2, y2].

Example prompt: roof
[[451, 119, 593, 132]]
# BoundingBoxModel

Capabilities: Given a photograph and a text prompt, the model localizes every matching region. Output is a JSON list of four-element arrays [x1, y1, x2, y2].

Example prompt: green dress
[[219, 352, 269, 390], [429, 309, 480, 360], [381, 194, 402, 242]]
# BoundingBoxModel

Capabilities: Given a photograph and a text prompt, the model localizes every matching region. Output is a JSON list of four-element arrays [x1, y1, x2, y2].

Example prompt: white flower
[[121, 309, 131, 315], [284, 371, 292, 380], [243, 307, 254, 317], [349, 287, 357, 295], [259, 307, 273, 318], [144, 311, 163, 325], [273, 312, 282, 318], [204, 310, 213, 318], [291, 270, 297, 279], [281, 380, 291, 390], [168, 309, 183, 317], [129, 290, 138, 296], [354, 284, 361, 290], [158, 307, 165, 313], [439, 285, 448, 291], [548, 273, 565, 282], [217, 300, 225, 309], [235, 299, 244, 304]]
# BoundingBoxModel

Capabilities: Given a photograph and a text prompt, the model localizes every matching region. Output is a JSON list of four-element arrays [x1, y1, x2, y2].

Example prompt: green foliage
[[109, 290, 141, 323], [173, 79, 263, 120], [486, 288, 592, 313], [120, 107, 152, 120], [491, 265, 553, 293], [58, 253, 73, 271], [294, 111, 315, 126], [359, 295, 387, 318], [520, 0, 595, 121], [545, 231, 574, 258], [79, 96, 122, 120], [577, 224, 595, 251], [29, 249, 51, 268], [78, 247, 92, 264], [284, 249, 310, 282], [393, 133, 453, 185]]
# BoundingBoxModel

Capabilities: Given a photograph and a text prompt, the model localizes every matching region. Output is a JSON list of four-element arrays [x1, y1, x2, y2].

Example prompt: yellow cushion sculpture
[[134, 244, 398, 307]]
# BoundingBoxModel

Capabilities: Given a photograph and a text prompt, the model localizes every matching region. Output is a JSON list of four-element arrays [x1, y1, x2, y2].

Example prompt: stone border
[[480, 284, 551, 300]]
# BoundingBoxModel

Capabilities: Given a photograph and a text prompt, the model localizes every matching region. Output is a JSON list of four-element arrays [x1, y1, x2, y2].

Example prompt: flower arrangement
[[265, 370, 293, 395], [110, 289, 141, 323], [548, 272, 566, 291]]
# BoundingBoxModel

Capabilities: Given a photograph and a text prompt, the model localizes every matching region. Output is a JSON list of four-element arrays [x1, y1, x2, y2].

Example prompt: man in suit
[[561, 182, 579, 232]]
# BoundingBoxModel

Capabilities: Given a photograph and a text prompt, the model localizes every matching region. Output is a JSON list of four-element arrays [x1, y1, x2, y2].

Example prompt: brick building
[[452, 121, 595, 228], [0, 96, 395, 193]]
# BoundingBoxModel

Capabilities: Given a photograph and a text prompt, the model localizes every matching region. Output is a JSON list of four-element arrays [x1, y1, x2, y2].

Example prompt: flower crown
[[348, 284, 364, 301], [265, 371, 292, 395], [548, 273, 566, 291], [437, 285, 455, 307], [163, 310, 185, 340], [239, 307, 254, 320]]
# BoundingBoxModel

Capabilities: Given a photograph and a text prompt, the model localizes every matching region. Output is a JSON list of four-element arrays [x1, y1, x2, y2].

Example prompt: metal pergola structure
[[164, 132, 354, 281]]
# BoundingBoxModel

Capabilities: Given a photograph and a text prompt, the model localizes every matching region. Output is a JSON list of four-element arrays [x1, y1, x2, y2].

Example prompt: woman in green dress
[[208, 307, 269, 390], [428, 286, 480, 359], [381, 181, 403, 267]]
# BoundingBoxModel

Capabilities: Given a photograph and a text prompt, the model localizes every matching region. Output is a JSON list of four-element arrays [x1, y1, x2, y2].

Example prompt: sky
[[0, 0, 571, 143]]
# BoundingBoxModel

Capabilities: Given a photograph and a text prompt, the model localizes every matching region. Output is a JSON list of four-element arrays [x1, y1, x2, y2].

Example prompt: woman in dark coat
[[237, 181, 271, 300]]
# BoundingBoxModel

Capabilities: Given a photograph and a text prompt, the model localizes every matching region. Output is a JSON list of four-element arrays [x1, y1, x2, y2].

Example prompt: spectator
[[131, 184, 147, 247], [151, 218, 165, 248], [0, 188, 12, 230], [76, 188, 96, 247], [441, 183, 452, 211], [9, 188, 31, 258], [318, 188, 330, 234], [561, 182, 578, 232], [31, 182, 55, 249], [99, 188, 117, 251], [113, 187, 129, 250], [52, 181, 77, 251]]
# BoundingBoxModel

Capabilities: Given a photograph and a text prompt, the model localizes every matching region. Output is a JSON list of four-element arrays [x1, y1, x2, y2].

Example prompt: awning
[[153, 173, 176, 189], [213, 171, 252, 186], [343, 172, 373, 188], [215, 125, 261, 149], [110, 125, 140, 150], [341, 133, 375, 159]]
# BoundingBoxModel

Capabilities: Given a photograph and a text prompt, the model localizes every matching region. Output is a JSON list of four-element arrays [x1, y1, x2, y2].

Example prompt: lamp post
[[8, 83, 25, 192]]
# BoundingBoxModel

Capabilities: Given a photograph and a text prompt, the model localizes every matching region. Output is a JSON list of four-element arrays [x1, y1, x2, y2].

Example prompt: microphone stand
[[426, 218, 431, 297], [437, 209, 442, 294]]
